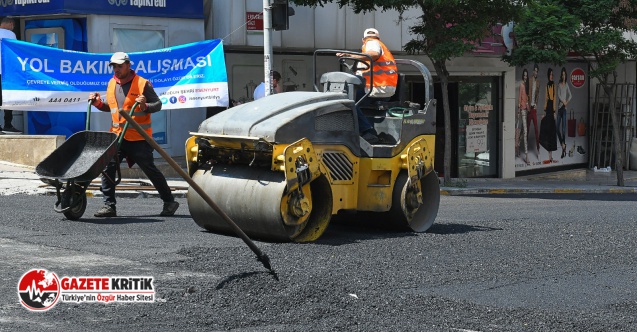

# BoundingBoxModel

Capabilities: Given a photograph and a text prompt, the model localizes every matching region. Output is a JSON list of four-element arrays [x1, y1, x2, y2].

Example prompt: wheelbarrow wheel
[[62, 185, 87, 221]]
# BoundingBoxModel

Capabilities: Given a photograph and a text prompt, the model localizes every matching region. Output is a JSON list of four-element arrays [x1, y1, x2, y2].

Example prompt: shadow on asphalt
[[464, 193, 637, 201], [315, 219, 502, 246], [314, 220, 416, 246], [189, 215, 504, 246], [427, 223, 503, 234], [215, 271, 272, 290], [78, 217, 165, 224]]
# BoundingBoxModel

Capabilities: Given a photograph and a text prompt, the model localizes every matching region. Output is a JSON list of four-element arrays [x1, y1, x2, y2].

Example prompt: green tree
[[291, 0, 522, 183], [506, 0, 637, 186]]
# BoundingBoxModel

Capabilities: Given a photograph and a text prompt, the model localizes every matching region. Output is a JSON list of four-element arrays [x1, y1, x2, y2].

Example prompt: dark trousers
[[101, 139, 174, 206], [556, 106, 567, 146], [355, 89, 389, 134], [3, 109, 12, 128]]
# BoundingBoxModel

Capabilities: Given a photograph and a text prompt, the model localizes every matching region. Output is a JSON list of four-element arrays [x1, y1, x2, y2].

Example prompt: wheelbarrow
[[35, 101, 137, 220]]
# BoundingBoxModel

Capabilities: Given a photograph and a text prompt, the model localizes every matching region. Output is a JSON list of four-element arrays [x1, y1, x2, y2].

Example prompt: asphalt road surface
[[1, 194, 636, 331]]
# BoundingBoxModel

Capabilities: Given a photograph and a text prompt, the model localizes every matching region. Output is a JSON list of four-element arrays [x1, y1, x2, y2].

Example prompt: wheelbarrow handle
[[86, 99, 93, 131]]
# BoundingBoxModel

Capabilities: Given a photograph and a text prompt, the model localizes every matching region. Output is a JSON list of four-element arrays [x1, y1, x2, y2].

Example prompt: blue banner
[[0, 0, 203, 19], [1, 39, 229, 111]]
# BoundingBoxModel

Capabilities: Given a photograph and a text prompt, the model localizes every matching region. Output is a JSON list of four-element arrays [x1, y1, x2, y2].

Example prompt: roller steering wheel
[[339, 57, 370, 75]]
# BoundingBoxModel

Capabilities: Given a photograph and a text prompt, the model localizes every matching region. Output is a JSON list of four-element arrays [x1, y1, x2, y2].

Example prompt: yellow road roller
[[185, 50, 439, 242]]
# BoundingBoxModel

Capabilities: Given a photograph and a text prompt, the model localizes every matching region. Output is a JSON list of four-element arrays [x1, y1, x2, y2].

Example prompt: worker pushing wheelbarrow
[[37, 51, 179, 219]]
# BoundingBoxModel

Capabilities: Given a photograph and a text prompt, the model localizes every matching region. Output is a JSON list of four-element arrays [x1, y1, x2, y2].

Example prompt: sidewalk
[[0, 161, 189, 198], [2, 160, 637, 197], [440, 168, 637, 195]]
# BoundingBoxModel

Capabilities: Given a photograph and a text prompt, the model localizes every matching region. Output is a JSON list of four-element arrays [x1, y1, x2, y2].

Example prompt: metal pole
[[263, 0, 273, 96], [118, 110, 278, 279]]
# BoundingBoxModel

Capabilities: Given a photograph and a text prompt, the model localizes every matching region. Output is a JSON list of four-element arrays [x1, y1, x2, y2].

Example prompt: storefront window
[[457, 77, 499, 178], [112, 28, 165, 52]]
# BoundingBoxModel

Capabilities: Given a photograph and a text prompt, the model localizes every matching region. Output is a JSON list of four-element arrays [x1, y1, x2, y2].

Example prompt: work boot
[[94, 205, 116, 217], [160, 201, 179, 216], [2, 126, 22, 134]]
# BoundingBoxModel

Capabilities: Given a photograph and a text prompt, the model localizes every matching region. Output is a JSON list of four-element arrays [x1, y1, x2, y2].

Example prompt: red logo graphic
[[17, 269, 61, 311], [178, 96, 187, 103], [570, 68, 586, 88]]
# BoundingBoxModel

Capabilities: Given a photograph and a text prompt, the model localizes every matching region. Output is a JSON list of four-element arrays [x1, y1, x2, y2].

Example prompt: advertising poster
[[514, 63, 589, 170]]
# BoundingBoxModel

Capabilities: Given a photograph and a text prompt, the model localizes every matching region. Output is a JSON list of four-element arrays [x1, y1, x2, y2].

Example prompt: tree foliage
[[503, 1, 579, 66]]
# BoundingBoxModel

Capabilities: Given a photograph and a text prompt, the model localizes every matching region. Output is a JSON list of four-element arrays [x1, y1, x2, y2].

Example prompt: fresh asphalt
[[2, 160, 637, 331], [1, 192, 636, 331]]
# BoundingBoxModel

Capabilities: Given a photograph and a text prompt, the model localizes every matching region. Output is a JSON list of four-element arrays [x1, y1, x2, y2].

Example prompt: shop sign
[[570, 68, 586, 88], [464, 104, 491, 153], [246, 12, 264, 31], [466, 125, 487, 153]]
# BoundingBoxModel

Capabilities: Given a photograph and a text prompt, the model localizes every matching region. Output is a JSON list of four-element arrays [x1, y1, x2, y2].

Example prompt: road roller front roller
[[185, 50, 440, 242]]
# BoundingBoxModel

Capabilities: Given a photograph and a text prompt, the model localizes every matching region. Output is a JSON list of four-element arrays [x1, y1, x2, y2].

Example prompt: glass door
[[456, 77, 499, 178]]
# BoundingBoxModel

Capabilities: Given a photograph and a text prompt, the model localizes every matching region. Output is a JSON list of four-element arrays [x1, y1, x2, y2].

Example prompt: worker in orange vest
[[337, 28, 398, 144], [89, 52, 179, 218]]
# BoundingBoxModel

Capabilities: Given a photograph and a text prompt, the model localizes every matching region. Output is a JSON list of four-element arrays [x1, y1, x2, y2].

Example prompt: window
[[112, 28, 165, 52]]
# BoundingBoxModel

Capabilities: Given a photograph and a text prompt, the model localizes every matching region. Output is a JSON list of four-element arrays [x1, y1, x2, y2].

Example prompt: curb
[[440, 187, 637, 195]]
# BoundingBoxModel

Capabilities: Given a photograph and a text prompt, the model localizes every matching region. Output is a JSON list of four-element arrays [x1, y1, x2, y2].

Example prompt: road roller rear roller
[[185, 51, 440, 242]]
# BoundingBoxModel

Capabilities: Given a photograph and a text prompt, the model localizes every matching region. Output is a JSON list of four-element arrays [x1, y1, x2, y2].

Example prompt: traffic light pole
[[263, 0, 273, 97]]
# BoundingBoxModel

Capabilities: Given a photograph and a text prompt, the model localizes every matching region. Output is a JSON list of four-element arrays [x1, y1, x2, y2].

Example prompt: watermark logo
[[17, 269, 61, 312], [18, 269, 155, 311]]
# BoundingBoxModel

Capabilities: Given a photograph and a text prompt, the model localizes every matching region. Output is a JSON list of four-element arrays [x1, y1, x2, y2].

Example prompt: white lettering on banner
[[17, 56, 213, 75], [17, 57, 54, 73], [135, 56, 212, 75], [60, 60, 112, 75], [130, 0, 166, 8], [15, 0, 51, 6]]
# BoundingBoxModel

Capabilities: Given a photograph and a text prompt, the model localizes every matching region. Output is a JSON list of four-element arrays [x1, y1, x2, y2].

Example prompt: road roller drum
[[188, 165, 333, 242]]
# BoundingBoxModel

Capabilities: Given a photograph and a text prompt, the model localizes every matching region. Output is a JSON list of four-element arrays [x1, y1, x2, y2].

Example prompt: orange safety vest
[[106, 75, 152, 141], [360, 38, 398, 90]]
